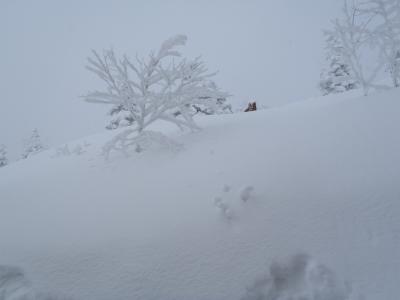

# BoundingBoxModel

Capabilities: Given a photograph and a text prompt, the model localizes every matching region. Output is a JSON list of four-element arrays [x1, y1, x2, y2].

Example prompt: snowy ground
[[1, 89, 399, 300]]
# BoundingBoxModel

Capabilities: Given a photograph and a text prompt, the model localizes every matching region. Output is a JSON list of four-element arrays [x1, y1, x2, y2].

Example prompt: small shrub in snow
[[53, 143, 87, 158], [241, 253, 355, 300], [21, 129, 45, 159], [0, 144, 8, 167], [54, 144, 71, 157], [84, 35, 229, 157]]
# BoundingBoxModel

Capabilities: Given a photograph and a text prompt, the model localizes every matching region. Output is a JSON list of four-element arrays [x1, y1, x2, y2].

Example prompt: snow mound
[[0, 265, 31, 300], [242, 254, 354, 300], [0, 266, 71, 300]]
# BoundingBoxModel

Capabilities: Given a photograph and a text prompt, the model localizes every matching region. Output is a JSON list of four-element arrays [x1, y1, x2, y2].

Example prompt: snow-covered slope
[[1, 90, 399, 300]]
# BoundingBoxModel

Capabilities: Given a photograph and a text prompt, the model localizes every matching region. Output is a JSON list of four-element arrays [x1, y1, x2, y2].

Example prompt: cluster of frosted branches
[[358, 0, 400, 87], [329, 0, 400, 95], [84, 35, 229, 157]]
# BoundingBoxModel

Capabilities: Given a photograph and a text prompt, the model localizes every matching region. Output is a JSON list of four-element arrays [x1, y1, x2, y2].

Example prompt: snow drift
[[0, 89, 399, 299], [241, 253, 353, 300]]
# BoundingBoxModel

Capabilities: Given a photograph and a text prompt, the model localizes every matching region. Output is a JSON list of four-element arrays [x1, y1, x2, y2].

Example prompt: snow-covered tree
[[0, 144, 8, 167], [21, 129, 45, 159], [319, 30, 359, 95], [329, 0, 400, 95], [332, 0, 384, 96], [85, 35, 229, 157], [358, 0, 400, 87]]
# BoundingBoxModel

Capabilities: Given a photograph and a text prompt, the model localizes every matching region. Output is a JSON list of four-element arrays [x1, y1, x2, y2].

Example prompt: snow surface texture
[[1, 89, 400, 299], [241, 254, 354, 300], [0, 265, 30, 300], [0, 254, 355, 300], [0, 265, 71, 300]]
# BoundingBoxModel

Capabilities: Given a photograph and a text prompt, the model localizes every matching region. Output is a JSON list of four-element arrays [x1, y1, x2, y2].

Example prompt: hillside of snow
[[1, 89, 400, 300]]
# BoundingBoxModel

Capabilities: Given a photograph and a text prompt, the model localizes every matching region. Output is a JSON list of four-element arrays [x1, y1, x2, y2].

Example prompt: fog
[[0, 0, 341, 159]]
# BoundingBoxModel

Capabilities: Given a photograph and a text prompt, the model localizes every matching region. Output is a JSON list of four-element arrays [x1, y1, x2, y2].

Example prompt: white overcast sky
[[0, 0, 342, 158]]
